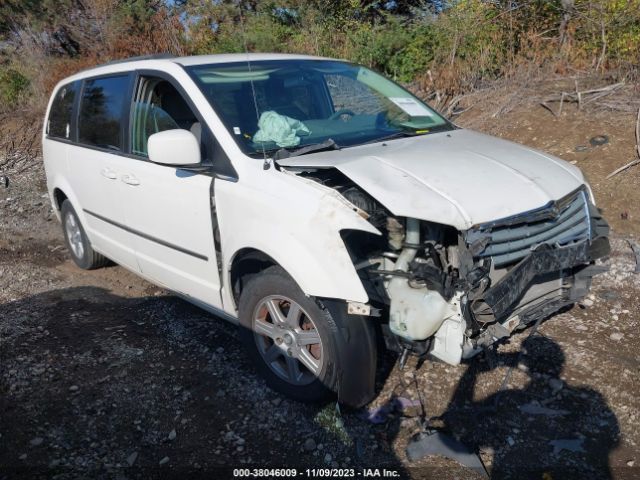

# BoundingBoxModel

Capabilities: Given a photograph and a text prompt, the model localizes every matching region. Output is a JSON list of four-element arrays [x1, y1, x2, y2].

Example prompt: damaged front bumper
[[456, 189, 610, 358], [351, 185, 610, 366], [460, 234, 610, 358], [480, 236, 609, 324]]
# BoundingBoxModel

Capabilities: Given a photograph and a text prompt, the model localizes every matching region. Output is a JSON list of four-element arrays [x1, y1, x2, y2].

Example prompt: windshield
[[187, 59, 452, 157]]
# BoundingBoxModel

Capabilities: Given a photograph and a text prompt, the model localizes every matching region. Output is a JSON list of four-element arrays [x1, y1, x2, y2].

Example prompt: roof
[[173, 53, 332, 66], [83, 52, 332, 72], [54, 52, 338, 89]]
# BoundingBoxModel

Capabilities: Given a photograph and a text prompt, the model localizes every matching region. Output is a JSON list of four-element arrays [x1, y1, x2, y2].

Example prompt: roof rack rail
[[88, 53, 176, 70]]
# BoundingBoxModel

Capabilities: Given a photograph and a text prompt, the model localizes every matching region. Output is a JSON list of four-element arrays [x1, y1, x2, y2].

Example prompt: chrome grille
[[468, 189, 591, 268]]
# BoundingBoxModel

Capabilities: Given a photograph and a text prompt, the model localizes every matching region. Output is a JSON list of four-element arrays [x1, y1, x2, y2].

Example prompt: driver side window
[[130, 76, 202, 157]]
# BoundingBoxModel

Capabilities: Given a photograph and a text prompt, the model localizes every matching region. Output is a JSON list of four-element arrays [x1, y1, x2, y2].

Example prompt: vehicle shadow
[[382, 334, 621, 479], [0, 287, 621, 480], [0, 286, 409, 478]]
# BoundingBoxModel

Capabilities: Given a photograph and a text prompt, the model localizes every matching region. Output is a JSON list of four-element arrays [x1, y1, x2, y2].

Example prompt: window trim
[[75, 71, 134, 153], [44, 68, 238, 181]]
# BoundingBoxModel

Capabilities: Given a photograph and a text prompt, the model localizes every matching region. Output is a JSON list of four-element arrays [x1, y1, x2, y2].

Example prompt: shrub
[[0, 69, 30, 107]]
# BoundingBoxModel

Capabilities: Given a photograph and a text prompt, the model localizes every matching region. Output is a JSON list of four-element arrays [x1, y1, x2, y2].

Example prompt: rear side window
[[78, 75, 129, 151], [47, 82, 78, 139]]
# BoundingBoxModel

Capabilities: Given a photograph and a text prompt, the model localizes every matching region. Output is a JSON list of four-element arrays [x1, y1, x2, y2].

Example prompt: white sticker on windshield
[[389, 97, 432, 117], [233, 127, 241, 135]]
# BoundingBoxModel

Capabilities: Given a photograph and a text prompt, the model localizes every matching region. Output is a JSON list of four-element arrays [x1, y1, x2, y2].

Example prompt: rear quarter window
[[78, 75, 130, 151], [47, 81, 79, 139]]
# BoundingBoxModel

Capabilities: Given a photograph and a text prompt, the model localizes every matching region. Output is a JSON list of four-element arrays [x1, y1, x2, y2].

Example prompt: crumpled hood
[[277, 129, 585, 230]]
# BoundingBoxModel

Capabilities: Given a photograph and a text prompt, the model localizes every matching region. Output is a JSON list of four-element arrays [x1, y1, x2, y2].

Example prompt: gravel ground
[[1, 96, 639, 479]]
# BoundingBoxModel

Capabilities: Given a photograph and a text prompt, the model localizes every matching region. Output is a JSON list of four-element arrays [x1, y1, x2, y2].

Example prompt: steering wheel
[[329, 109, 356, 121]]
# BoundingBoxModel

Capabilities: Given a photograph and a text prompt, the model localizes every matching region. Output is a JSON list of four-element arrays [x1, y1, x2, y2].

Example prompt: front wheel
[[238, 266, 377, 406]]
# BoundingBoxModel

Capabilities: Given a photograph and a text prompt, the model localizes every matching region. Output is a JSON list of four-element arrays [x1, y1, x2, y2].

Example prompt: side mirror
[[148, 129, 201, 166]]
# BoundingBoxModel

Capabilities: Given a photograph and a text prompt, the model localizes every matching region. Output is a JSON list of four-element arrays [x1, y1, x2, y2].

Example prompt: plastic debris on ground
[[358, 396, 422, 424]]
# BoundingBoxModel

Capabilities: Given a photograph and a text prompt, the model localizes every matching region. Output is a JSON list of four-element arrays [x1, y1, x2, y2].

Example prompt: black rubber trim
[[83, 209, 208, 261], [322, 298, 377, 408], [481, 236, 609, 322]]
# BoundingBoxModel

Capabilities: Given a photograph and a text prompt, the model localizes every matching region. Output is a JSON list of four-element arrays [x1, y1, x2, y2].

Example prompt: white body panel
[[66, 145, 139, 270], [116, 158, 223, 308], [42, 138, 68, 221], [41, 56, 380, 316], [215, 166, 380, 312]]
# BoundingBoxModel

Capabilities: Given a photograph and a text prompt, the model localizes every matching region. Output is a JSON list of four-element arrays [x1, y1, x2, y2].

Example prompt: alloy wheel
[[65, 212, 84, 259], [252, 295, 324, 386]]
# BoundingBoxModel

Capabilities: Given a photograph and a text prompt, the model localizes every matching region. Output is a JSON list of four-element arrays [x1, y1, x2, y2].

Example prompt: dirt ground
[[1, 79, 639, 480]]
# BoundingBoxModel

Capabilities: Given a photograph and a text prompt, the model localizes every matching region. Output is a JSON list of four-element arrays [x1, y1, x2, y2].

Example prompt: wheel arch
[[47, 175, 84, 222], [226, 233, 372, 312], [229, 248, 279, 307], [53, 187, 68, 211]]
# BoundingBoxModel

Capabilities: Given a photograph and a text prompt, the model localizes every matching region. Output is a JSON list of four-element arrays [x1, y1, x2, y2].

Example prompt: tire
[[60, 200, 109, 270], [238, 266, 377, 405]]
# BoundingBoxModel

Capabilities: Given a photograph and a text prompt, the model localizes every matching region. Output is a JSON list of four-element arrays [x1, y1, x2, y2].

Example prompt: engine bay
[[286, 166, 610, 365]]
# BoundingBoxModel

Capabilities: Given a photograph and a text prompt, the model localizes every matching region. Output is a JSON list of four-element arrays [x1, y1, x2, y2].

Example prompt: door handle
[[121, 174, 140, 186], [100, 168, 117, 180]]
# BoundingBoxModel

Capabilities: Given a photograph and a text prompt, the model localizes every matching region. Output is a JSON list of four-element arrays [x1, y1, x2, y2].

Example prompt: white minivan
[[43, 53, 609, 407]]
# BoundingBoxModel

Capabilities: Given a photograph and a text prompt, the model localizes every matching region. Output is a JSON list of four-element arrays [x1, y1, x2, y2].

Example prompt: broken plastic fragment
[[406, 431, 488, 477], [393, 397, 422, 411], [358, 396, 422, 424]]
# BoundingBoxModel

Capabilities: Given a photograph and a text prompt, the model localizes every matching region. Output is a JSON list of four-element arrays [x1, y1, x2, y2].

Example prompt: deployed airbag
[[253, 110, 310, 147]]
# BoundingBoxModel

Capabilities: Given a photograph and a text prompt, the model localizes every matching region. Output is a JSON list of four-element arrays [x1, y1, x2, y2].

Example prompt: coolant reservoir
[[388, 278, 452, 340]]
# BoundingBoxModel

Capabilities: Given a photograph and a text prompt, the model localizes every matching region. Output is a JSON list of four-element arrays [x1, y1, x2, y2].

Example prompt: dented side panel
[[215, 164, 380, 315]]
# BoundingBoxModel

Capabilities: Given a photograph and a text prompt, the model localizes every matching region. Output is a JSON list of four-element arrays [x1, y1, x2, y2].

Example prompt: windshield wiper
[[360, 130, 426, 146], [356, 124, 455, 147], [273, 138, 339, 160]]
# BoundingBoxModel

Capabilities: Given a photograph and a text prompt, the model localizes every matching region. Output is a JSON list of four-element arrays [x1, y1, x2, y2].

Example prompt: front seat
[[267, 78, 307, 120], [161, 88, 197, 130]]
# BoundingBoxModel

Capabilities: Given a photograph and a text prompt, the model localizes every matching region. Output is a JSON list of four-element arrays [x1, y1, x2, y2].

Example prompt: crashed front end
[[342, 185, 610, 365]]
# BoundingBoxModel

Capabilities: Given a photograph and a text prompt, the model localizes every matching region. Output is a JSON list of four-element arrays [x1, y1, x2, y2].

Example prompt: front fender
[[216, 167, 380, 308]]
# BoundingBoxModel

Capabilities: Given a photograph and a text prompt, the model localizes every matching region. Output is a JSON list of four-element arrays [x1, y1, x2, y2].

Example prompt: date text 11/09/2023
[[232, 468, 401, 478]]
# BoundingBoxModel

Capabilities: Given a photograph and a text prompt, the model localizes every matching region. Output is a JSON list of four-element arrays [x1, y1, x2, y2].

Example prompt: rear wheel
[[239, 267, 376, 403], [61, 200, 109, 270]]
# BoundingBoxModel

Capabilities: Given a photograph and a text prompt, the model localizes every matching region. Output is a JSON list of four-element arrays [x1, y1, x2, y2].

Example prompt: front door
[[118, 73, 222, 308]]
